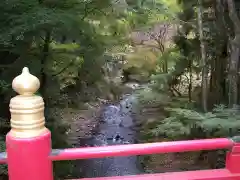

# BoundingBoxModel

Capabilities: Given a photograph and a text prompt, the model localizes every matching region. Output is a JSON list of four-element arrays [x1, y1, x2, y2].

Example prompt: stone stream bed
[[71, 93, 144, 178]]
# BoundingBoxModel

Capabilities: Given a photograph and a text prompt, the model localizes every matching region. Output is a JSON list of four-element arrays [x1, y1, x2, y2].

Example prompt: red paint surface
[[0, 159, 6, 164], [226, 143, 240, 174], [6, 131, 53, 180], [51, 138, 232, 161], [70, 169, 240, 180]]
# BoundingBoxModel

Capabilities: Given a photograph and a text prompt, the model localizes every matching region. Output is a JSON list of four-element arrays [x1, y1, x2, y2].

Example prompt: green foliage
[[136, 87, 171, 107], [158, 47, 183, 71], [150, 73, 170, 92], [201, 105, 240, 137], [151, 104, 240, 139], [48, 42, 84, 89], [0, 81, 10, 94], [124, 47, 158, 78], [148, 48, 186, 92], [125, 0, 179, 29]]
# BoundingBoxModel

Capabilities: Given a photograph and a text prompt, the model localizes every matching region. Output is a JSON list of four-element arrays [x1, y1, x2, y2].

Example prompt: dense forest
[[1, 0, 240, 179]]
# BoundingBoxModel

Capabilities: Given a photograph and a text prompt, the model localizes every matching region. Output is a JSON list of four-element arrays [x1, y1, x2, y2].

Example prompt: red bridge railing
[[1, 67, 240, 180], [50, 138, 233, 161]]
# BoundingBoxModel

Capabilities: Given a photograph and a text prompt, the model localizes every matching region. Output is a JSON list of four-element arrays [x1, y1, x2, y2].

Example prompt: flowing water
[[80, 94, 143, 178]]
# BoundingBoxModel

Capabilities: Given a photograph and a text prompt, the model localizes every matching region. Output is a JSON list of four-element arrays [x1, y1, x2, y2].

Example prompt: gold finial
[[9, 67, 48, 138], [12, 67, 40, 96]]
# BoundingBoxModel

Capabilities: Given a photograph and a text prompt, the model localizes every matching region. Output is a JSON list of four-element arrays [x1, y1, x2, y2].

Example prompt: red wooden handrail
[[50, 138, 233, 161], [0, 138, 233, 164]]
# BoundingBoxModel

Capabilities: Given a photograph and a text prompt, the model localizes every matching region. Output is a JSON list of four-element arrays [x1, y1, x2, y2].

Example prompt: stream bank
[[135, 101, 225, 174]]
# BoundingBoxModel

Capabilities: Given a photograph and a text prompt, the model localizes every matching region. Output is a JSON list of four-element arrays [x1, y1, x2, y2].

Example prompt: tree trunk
[[198, 0, 208, 112], [209, 57, 227, 106], [163, 57, 168, 73], [40, 31, 51, 103], [188, 59, 193, 102], [227, 0, 240, 107], [214, 0, 228, 104], [228, 43, 239, 106]]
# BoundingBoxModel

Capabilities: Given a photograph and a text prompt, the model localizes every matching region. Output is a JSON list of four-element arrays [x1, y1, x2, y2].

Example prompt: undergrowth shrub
[[135, 88, 171, 108], [151, 104, 240, 140], [137, 93, 238, 170]]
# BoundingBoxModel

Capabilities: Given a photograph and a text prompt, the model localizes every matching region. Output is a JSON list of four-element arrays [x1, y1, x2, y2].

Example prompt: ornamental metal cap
[[9, 67, 48, 138]]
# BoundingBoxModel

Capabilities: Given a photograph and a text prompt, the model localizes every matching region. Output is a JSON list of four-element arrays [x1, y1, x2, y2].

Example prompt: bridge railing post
[[225, 137, 240, 174], [6, 67, 53, 180]]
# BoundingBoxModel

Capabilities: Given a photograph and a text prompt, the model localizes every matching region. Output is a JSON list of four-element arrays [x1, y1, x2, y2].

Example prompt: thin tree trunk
[[198, 0, 208, 112], [38, 0, 51, 103], [163, 58, 168, 73], [188, 59, 193, 102], [40, 31, 51, 103]]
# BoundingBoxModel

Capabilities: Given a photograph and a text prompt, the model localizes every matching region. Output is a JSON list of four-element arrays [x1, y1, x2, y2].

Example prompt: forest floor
[[66, 104, 103, 146], [50, 101, 105, 147], [48, 101, 105, 179]]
